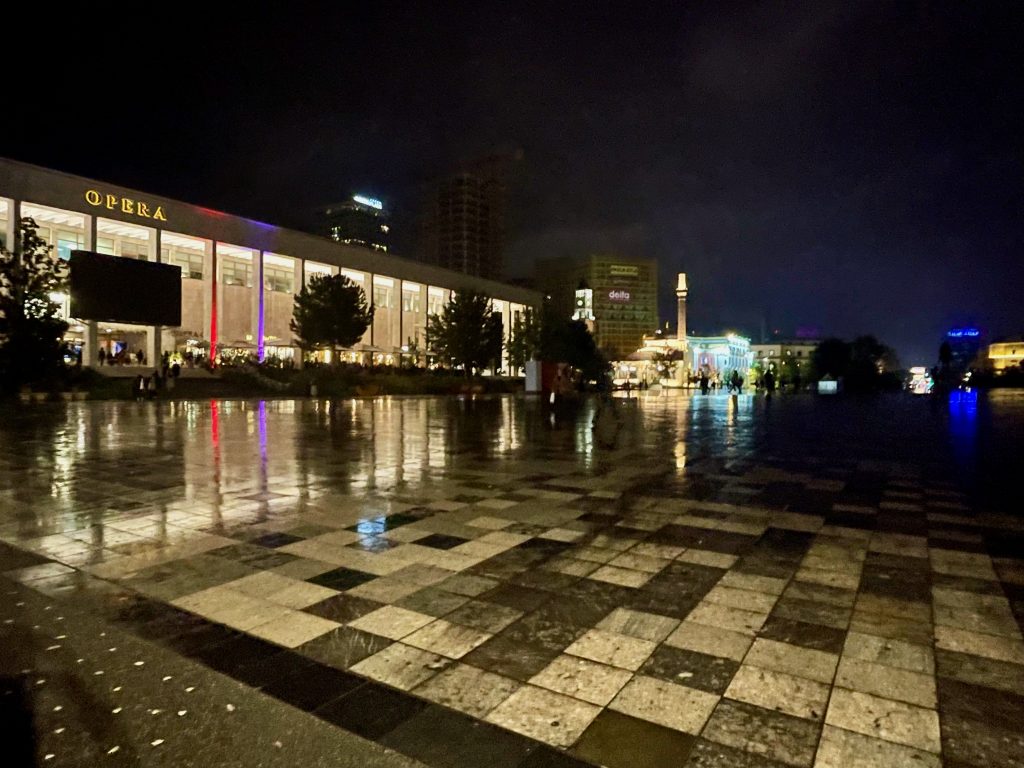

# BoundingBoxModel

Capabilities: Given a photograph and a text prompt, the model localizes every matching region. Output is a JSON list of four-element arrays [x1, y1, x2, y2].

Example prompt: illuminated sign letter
[[153, 206, 167, 222], [84, 189, 102, 206], [105, 194, 118, 210], [121, 198, 135, 214], [138, 202, 151, 217]]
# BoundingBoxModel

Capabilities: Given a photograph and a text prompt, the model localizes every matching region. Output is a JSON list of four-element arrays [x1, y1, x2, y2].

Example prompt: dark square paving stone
[[462, 634, 561, 682], [640, 645, 740, 695], [419, 533, 471, 550], [531, 594, 610, 629], [572, 709, 696, 767], [863, 551, 930, 573], [297, 625, 392, 669], [822, 511, 875, 531], [231, 648, 317, 689], [381, 703, 536, 767], [929, 536, 987, 553], [936, 648, 1024, 695], [501, 613, 586, 653], [625, 588, 704, 620], [315, 681, 428, 739], [0, 543, 51, 571], [508, 569, 579, 594], [438, 573, 499, 597], [303, 594, 384, 623], [769, 597, 850, 630], [395, 586, 470, 616], [732, 555, 798, 580], [940, 712, 1024, 768], [262, 662, 364, 711], [163, 623, 241, 656], [937, 677, 1024, 731], [444, 600, 523, 633], [251, 531, 303, 548], [683, 737, 792, 767], [702, 699, 820, 768], [481, 583, 552, 613], [307, 566, 378, 591], [757, 616, 847, 654], [241, 551, 300, 570], [192, 633, 282, 675], [518, 745, 597, 767], [931, 573, 1005, 595], [650, 525, 757, 555]]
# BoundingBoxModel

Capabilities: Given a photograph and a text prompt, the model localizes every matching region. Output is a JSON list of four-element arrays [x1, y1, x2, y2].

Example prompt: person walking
[[764, 369, 776, 398], [98, 348, 106, 366]]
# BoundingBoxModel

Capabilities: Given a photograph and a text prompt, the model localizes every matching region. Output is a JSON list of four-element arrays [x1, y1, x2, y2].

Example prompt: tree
[[290, 274, 373, 361], [812, 338, 850, 380], [507, 308, 541, 373], [0, 217, 69, 394], [426, 291, 503, 377]]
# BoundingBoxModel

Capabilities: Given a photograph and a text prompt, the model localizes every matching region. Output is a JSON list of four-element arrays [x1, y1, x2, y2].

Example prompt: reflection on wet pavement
[[2, 392, 1023, 767]]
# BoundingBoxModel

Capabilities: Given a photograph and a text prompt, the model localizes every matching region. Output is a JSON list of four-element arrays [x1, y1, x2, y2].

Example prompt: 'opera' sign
[[85, 190, 167, 222]]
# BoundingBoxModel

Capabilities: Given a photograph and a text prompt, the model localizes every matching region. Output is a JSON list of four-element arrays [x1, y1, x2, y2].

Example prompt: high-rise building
[[420, 155, 513, 280], [535, 255, 658, 359], [319, 194, 390, 252]]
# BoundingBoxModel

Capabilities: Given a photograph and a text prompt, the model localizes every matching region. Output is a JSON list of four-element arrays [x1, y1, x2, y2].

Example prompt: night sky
[[7, 1, 1022, 365]]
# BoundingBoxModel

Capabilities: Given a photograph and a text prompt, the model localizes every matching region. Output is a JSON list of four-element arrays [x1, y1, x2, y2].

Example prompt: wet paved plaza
[[1, 391, 1023, 767]]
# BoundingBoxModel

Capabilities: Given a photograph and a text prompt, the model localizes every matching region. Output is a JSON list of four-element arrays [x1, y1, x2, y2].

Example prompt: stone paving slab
[[2, 395, 1024, 767]]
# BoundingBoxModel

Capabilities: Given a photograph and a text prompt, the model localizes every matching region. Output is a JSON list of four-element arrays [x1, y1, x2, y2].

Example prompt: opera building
[[0, 157, 539, 368]]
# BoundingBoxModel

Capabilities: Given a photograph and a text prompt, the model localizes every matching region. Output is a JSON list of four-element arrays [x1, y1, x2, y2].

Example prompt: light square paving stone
[[609, 674, 719, 734], [825, 689, 941, 753], [726, 665, 830, 721], [839, 634, 937, 675], [485, 685, 601, 747], [539, 528, 586, 543], [687, 601, 767, 636], [597, 608, 679, 642], [814, 724, 941, 768], [933, 604, 1022, 639], [345, 577, 423, 603], [704, 585, 779, 614], [608, 552, 669, 573], [267, 580, 339, 609], [676, 549, 738, 569], [347, 605, 435, 640], [475, 498, 519, 511], [795, 566, 861, 591], [413, 663, 521, 718], [934, 625, 1024, 664], [589, 565, 652, 588], [544, 557, 600, 577], [350, 642, 450, 690], [664, 620, 752, 662], [630, 543, 685, 560], [468, 516, 515, 529], [566, 628, 657, 670], [530, 654, 632, 706], [834, 657, 936, 708], [247, 610, 340, 648], [224, 571, 297, 597], [745, 638, 839, 684], [402, 618, 492, 659], [718, 571, 788, 595]]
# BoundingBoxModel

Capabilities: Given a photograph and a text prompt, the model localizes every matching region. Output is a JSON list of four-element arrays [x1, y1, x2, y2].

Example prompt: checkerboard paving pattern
[[2, 396, 1024, 767]]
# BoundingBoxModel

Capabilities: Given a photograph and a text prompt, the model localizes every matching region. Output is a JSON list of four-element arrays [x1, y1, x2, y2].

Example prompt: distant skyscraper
[[535, 255, 659, 359], [319, 195, 390, 252], [420, 154, 515, 280]]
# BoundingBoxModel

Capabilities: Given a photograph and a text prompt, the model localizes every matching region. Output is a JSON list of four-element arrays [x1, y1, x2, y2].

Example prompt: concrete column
[[84, 321, 99, 368], [148, 229, 163, 368], [209, 242, 218, 363]]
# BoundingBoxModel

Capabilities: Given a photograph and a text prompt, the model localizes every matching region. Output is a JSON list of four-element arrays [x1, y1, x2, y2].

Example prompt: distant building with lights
[[944, 327, 984, 372], [613, 273, 752, 386], [535, 255, 658, 359], [989, 340, 1024, 372], [318, 195, 390, 252], [751, 339, 820, 381]]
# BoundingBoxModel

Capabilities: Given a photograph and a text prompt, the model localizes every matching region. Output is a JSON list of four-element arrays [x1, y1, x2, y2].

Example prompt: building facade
[[535, 255, 658, 360], [988, 341, 1024, 372], [0, 158, 538, 368], [751, 340, 819, 379], [318, 195, 390, 252]]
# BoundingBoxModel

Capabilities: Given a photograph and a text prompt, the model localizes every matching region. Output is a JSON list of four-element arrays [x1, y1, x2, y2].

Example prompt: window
[[402, 290, 421, 312], [56, 229, 84, 261], [373, 284, 393, 309], [96, 237, 115, 255], [163, 247, 204, 279], [264, 265, 294, 293], [222, 260, 252, 287], [119, 240, 149, 260], [427, 294, 445, 316]]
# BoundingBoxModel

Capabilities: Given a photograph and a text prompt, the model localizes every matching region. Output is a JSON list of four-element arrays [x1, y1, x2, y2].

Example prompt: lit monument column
[[676, 272, 688, 372]]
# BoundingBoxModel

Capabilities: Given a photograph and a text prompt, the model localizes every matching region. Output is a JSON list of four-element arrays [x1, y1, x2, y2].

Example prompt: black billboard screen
[[69, 251, 182, 326]]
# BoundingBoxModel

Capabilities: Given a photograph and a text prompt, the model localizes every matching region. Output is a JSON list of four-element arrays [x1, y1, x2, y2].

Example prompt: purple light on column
[[257, 252, 266, 362]]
